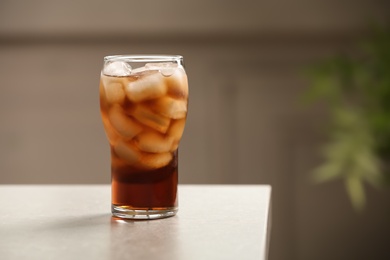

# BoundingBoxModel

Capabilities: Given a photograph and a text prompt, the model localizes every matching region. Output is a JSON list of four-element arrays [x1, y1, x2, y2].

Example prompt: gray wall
[[1, 1, 390, 259]]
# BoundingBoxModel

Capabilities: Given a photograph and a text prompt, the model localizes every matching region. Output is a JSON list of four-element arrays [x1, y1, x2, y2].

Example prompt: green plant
[[304, 26, 390, 210]]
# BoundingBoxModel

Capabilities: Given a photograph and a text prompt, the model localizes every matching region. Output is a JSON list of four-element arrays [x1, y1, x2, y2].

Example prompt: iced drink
[[99, 55, 188, 219]]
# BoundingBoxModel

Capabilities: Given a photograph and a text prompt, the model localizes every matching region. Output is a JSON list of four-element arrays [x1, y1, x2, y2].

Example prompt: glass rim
[[104, 55, 183, 63]]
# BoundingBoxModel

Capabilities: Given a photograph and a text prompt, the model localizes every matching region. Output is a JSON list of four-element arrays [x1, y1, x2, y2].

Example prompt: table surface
[[0, 185, 271, 260]]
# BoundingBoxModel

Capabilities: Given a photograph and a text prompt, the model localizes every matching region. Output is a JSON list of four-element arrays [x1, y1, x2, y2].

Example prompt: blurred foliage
[[304, 25, 390, 210]]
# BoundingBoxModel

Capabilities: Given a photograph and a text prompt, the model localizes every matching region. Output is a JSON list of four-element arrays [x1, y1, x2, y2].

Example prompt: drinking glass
[[99, 55, 188, 219]]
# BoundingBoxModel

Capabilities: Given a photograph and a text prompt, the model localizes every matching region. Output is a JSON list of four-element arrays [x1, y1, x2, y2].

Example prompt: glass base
[[112, 205, 178, 220]]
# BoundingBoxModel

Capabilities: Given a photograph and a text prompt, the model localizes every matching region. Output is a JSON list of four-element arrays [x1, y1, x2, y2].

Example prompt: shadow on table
[[2, 213, 113, 258], [28, 213, 113, 231]]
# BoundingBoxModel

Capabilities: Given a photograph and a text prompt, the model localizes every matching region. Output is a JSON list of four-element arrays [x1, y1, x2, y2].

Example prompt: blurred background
[[1, 0, 390, 259]]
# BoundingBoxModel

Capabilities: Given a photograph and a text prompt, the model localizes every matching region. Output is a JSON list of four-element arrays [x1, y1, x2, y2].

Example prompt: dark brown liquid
[[111, 149, 178, 209], [100, 67, 188, 212]]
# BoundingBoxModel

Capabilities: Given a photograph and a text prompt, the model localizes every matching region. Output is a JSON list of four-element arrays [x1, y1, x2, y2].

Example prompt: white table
[[0, 185, 271, 260]]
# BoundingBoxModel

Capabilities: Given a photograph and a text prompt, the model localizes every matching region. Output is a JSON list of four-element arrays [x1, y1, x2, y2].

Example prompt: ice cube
[[99, 80, 109, 110], [145, 62, 178, 77], [108, 105, 143, 139], [170, 141, 179, 151], [131, 105, 171, 133], [138, 151, 172, 169], [165, 68, 188, 99], [101, 74, 128, 86], [100, 75, 128, 105], [111, 150, 135, 169], [167, 118, 186, 151], [103, 61, 132, 76], [114, 139, 173, 169], [113, 141, 139, 165], [151, 96, 187, 119], [134, 131, 174, 153], [101, 113, 119, 145], [103, 82, 126, 105], [111, 152, 125, 168], [131, 66, 148, 75], [125, 72, 167, 102]]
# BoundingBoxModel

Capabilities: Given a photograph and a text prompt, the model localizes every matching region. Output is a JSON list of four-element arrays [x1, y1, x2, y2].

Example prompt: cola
[[100, 56, 188, 219]]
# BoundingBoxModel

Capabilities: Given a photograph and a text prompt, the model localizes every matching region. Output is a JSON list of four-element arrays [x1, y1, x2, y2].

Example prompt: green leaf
[[302, 24, 390, 210], [312, 163, 343, 183], [345, 176, 366, 211], [353, 148, 381, 187]]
